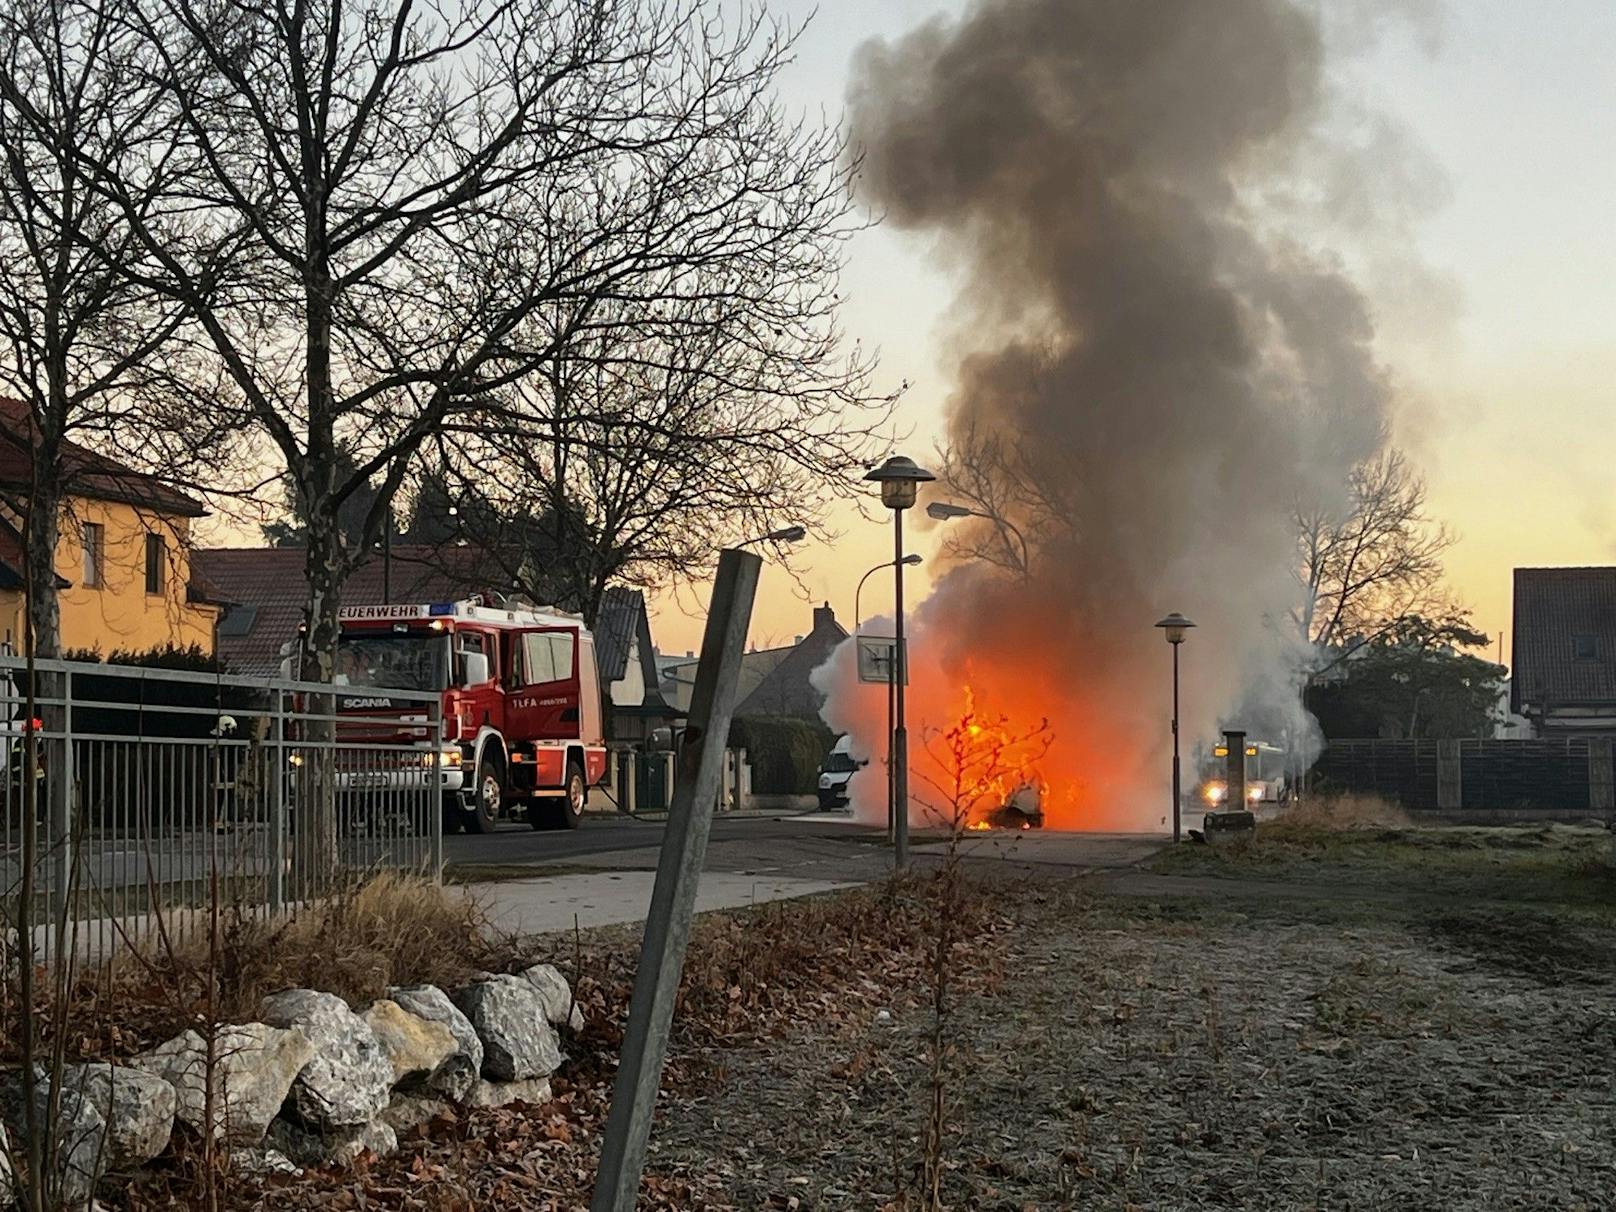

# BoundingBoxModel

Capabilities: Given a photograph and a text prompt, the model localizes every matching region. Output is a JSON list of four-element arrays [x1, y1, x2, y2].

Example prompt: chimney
[[813, 602, 836, 633]]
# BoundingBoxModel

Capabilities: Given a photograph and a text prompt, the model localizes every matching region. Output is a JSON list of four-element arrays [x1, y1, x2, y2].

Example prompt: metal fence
[[0, 655, 444, 963]]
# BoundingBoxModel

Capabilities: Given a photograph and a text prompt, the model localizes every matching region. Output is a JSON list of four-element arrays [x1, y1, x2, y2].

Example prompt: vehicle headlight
[[422, 749, 463, 768], [1246, 785, 1263, 802], [1203, 781, 1225, 804], [818, 774, 831, 788]]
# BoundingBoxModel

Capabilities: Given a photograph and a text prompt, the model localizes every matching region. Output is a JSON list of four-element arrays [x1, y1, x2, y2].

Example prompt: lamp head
[[864, 455, 936, 511], [1155, 612, 1195, 645]]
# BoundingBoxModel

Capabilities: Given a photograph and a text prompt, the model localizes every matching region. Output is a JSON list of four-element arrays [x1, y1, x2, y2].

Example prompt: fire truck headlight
[[1203, 781, 1226, 804], [1246, 785, 1263, 803], [420, 749, 463, 768]]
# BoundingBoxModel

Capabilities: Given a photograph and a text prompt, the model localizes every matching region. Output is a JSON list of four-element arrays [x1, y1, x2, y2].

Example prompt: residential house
[[593, 587, 681, 743], [0, 398, 219, 655], [1511, 566, 1616, 737], [731, 603, 847, 719], [194, 545, 490, 675]]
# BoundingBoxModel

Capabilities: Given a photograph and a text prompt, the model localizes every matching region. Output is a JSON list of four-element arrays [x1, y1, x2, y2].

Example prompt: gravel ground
[[653, 869, 1616, 1210]]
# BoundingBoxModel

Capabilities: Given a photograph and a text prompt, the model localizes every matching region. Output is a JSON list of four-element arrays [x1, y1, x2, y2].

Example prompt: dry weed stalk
[[910, 694, 1051, 1210]]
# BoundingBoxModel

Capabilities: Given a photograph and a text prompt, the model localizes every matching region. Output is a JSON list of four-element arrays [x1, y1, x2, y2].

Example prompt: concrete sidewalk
[[464, 870, 861, 936]]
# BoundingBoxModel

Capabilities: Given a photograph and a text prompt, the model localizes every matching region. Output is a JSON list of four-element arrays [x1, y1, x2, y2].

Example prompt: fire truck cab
[[333, 598, 607, 833]]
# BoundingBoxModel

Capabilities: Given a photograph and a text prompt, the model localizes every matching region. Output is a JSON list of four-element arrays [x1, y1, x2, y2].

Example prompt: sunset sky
[[648, 0, 1616, 666]]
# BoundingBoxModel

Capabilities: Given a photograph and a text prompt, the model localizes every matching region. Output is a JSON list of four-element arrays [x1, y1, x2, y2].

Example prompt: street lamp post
[[1155, 613, 1195, 842], [740, 524, 809, 547], [864, 456, 936, 868], [926, 500, 1031, 575], [855, 554, 922, 843]]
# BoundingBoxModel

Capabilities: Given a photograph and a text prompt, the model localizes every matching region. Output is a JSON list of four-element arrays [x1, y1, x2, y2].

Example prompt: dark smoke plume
[[819, 0, 1414, 826]]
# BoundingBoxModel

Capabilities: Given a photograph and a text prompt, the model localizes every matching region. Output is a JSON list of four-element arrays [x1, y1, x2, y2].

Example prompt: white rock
[[228, 1146, 300, 1176], [461, 1077, 552, 1110], [361, 1000, 457, 1084], [268, 1117, 398, 1167], [379, 1094, 452, 1134], [452, 977, 563, 1081], [260, 990, 393, 1129], [0, 1068, 108, 1207], [387, 984, 484, 1101], [519, 963, 585, 1032], [132, 1024, 315, 1143], [61, 1063, 177, 1167]]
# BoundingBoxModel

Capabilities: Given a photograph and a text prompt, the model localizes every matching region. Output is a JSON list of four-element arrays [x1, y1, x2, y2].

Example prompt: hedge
[[727, 716, 835, 795]]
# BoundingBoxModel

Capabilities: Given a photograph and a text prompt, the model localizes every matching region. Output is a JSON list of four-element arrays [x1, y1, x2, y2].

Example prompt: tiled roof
[[1512, 567, 1616, 711], [595, 587, 643, 683], [0, 513, 68, 592], [0, 397, 206, 518], [194, 546, 486, 675], [734, 604, 848, 718]]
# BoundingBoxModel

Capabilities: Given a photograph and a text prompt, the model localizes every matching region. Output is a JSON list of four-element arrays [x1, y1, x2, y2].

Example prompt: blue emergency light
[[428, 602, 456, 616]]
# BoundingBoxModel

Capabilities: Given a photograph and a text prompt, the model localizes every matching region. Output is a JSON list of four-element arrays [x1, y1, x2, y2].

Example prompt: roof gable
[[0, 398, 206, 518], [1511, 566, 1616, 710]]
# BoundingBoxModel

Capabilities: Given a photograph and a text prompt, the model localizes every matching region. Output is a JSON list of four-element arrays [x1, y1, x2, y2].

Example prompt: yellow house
[[0, 399, 219, 657]]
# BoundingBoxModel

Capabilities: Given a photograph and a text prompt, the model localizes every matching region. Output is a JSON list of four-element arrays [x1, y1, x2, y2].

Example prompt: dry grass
[[1265, 792, 1411, 834], [18, 874, 524, 1062], [206, 872, 512, 1019]]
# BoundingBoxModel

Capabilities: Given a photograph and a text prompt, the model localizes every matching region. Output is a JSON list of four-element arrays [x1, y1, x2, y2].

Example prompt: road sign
[[857, 635, 907, 685]]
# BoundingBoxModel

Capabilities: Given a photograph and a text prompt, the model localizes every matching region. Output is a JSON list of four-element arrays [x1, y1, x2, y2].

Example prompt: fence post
[[48, 665, 73, 927], [1437, 740, 1462, 811], [268, 690, 286, 914], [590, 549, 761, 1212], [1589, 737, 1613, 814]]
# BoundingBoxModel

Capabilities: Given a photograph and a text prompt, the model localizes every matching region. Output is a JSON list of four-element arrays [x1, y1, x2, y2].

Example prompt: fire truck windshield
[[333, 633, 446, 693]]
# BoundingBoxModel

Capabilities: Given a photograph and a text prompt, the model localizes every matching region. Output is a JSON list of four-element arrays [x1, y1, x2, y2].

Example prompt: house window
[[82, 523, 104, 588], [144, 533, 165, 595], [1573, 634, 1599, 661]]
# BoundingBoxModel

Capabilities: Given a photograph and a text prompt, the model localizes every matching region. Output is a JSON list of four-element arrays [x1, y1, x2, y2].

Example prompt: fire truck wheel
[[467, 752, 504, 834], [529, 761, 587, 830]]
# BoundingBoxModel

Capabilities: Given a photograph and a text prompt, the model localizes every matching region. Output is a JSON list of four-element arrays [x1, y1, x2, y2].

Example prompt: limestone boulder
[[462, 1077, 552, 1110], [379, 1094, 453, 1134], [62, 1062, 176, 1167], [362, 999, 457, 1085], [452, 976, 563, 1081], [519, 963, 585, 1032], [389, 983, 484, 1100], [268, 1116, 399, 1167], [132, 1023, 315, 1143], [0, 1068, 108, 1207], [260, 989, 393, 1129]]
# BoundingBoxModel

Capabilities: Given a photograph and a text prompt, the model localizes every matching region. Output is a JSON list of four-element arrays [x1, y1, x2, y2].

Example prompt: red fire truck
[[330, 598, 607, 833]]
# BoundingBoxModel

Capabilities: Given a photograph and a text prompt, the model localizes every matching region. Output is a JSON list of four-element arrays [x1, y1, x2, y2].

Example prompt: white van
[[816, 734, 865, 811]]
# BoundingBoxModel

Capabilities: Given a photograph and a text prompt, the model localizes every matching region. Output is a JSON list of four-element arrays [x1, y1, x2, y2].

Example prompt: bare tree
[[931, 415, 1070, 580], [1293, 447, 1455, 676], [50, 0, 876, 884], [415, 149, 892, 625], [0, 0, 213, 658]]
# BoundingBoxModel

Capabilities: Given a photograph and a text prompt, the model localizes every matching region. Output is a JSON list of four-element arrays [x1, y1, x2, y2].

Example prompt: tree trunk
[[21, 477, 61, 660], [292, 510, 343, 899]]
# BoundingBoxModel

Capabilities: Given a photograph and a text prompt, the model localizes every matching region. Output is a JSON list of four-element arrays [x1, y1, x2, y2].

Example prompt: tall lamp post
[[926, 500, 1032, 575], [856, 554, 922, 841], [864, 456, 935, 868], [1155, 613, 1195, 842]]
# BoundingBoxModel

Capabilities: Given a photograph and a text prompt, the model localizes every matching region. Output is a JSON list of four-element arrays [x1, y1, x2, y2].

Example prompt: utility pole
[[590, 548, 761, 1212]]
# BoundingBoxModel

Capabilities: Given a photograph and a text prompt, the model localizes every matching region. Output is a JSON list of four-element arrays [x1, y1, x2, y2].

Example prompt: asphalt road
[[443, 812, 1166, 883], [443, 812, 895, 883]]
